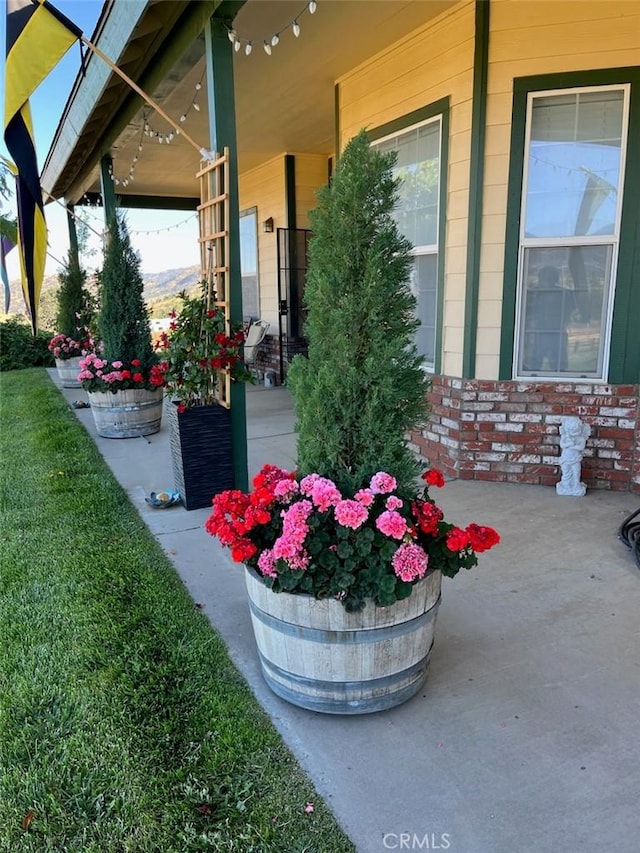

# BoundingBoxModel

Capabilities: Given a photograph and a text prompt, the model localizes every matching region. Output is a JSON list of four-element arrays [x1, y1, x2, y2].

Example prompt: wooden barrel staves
[[244, 566, 442, 714], [55, 356, 83, 388], [87, 388, 163, 438]]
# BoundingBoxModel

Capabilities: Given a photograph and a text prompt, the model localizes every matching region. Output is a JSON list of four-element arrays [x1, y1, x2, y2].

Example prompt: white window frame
[[239, 206, 260, 321], [513, 84, 630, 381], [372, 115, 443, 372]]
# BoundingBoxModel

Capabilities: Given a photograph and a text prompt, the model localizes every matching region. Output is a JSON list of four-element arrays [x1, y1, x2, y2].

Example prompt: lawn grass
[[0, 369, 355, 853]]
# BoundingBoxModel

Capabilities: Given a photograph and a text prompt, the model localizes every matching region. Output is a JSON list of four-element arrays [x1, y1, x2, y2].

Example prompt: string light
[[143, 67, 206, 148], [107, 61, 205, 186], [128, 213, 198, 237], [228, 0, 318, 57]]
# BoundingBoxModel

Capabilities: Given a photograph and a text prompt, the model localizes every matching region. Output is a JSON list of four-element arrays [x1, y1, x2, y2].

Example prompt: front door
[[277, 227, 311, 382]]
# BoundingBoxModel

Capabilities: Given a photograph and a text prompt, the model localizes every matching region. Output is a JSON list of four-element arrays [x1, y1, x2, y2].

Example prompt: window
[[239, 208, 259, 320], [372, 116, 443, 369], [514, 86, 629, 379]]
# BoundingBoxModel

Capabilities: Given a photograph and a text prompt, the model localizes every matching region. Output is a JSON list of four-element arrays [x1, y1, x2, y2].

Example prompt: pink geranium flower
[[370, 472, 397, 494], [334, 499, 369, 530], [392, 542, 429, 582], [375, 510, 407, 540]]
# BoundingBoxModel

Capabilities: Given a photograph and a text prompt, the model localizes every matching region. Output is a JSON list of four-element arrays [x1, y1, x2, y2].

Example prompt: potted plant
[[205, 131, 500, 714], [158, 283, 250, 510], [78, 215, 165, 438], [48, 249, 93, 388]]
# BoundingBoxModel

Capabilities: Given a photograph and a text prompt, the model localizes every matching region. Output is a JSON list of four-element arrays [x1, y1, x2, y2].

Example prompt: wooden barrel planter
[[166, 400, 234, 510], [88, 388, 163, 438], [55, 356, 83, 388], [244, 565, 442, 714]]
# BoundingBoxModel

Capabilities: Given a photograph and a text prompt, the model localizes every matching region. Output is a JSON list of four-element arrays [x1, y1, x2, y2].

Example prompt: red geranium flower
[[466, 523, 500, 553], [422, 469, 445, 488]]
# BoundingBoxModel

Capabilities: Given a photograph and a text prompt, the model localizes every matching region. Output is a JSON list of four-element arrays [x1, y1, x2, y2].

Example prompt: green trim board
[[80, 193, 200, 211], [334, 83, 340, 163], [462, 0, 490, 379], [204, 14, 249, 492], [285, 155, 297, 230], [367, 98, 450, 377], [499, 66, 640, 384]]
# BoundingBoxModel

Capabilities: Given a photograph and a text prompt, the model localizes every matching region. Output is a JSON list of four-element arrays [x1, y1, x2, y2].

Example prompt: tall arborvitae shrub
[[98, 215, 154, 369], [55, 249, 88, 338], [287, 130, 431, 495]]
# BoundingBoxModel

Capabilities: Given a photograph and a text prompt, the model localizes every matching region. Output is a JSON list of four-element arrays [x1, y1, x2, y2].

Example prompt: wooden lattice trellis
[[197, 147, 231, 408]]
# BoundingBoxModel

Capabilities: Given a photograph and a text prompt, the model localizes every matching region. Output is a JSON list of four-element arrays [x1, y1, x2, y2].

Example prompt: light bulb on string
[[292, 20, 300, 37], [309, 0, 317, 12], [263, 40, 272, 55], [195, 82, 202, 91], [245, 41, 252, 55], [234, 39, 241, 53], [271, 33, 279, 47], [227, 28, 236, 43], [180, 114, 186, 122], [193, 102, 200, 111]]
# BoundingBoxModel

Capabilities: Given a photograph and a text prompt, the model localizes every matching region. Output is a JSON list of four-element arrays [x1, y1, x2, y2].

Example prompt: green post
[[99, 154, 117, 225], [66, 203, 79, 262], [204, 14, 249, 492]]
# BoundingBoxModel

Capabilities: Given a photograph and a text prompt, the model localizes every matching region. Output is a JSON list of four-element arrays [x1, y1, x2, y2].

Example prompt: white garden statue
[[556, 416, 591, 497]]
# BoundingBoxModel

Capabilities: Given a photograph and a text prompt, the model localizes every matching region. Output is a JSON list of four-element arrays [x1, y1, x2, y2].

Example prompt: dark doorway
[[277, 227, 311, 382]]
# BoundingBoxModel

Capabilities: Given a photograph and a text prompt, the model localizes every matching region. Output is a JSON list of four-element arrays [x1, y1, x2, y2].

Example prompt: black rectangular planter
[[166, 400, 234, 511]]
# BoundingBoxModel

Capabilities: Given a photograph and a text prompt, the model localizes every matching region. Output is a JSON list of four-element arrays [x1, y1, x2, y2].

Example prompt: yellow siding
[[294, 154, 328, 230], [239, 156, 285, 330], [239, 153, 328, 331], [338, 0, 475, 377], [478, 0, 640, 378]]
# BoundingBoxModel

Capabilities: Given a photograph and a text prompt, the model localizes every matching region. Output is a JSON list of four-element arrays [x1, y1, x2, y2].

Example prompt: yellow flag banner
[[4, 0, 81, 332]]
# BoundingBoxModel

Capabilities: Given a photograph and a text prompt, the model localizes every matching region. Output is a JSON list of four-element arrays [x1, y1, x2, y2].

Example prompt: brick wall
[[410, 377, 640, 493], [255, 334, 307, 384]]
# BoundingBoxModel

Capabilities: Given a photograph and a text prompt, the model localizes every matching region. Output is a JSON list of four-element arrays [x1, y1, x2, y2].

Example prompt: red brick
[[508, 393, 545, 403], [597, 427, 636, 440], [474, 471, 508, 482], [544, 394, 582, 405]]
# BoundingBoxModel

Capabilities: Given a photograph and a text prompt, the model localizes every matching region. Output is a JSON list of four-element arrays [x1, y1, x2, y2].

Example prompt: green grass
[[0, 369, 355, 853]]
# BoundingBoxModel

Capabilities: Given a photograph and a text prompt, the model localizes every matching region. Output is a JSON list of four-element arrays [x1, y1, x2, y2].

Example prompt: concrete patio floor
[[52, 372, 640, 853]]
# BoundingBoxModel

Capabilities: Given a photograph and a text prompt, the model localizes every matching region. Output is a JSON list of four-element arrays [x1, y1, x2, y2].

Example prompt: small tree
[[55, 249, 89, 338], [98, 214, 153, 369], [287, 130, 431, 496]]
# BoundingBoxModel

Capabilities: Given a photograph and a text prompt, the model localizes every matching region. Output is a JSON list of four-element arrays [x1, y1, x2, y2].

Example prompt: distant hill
[[141, 265, 201, 303], [2, 265, 201, 329]]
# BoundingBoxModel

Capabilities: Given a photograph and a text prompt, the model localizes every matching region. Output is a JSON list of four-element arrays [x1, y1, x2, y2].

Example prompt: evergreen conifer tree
[[287, 130, 431, 495], [55, 249, 88, 338], [98, 215, 154, 369]]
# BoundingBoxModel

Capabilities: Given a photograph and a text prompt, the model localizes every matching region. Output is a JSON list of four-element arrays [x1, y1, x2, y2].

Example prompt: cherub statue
[[556, 416, 591, 497]]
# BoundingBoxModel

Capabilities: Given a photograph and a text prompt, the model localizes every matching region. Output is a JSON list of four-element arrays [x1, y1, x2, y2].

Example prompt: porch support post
[[66, 202, 79, 263], [204, 13, 249, 492], [99, 153, 117, 225]]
